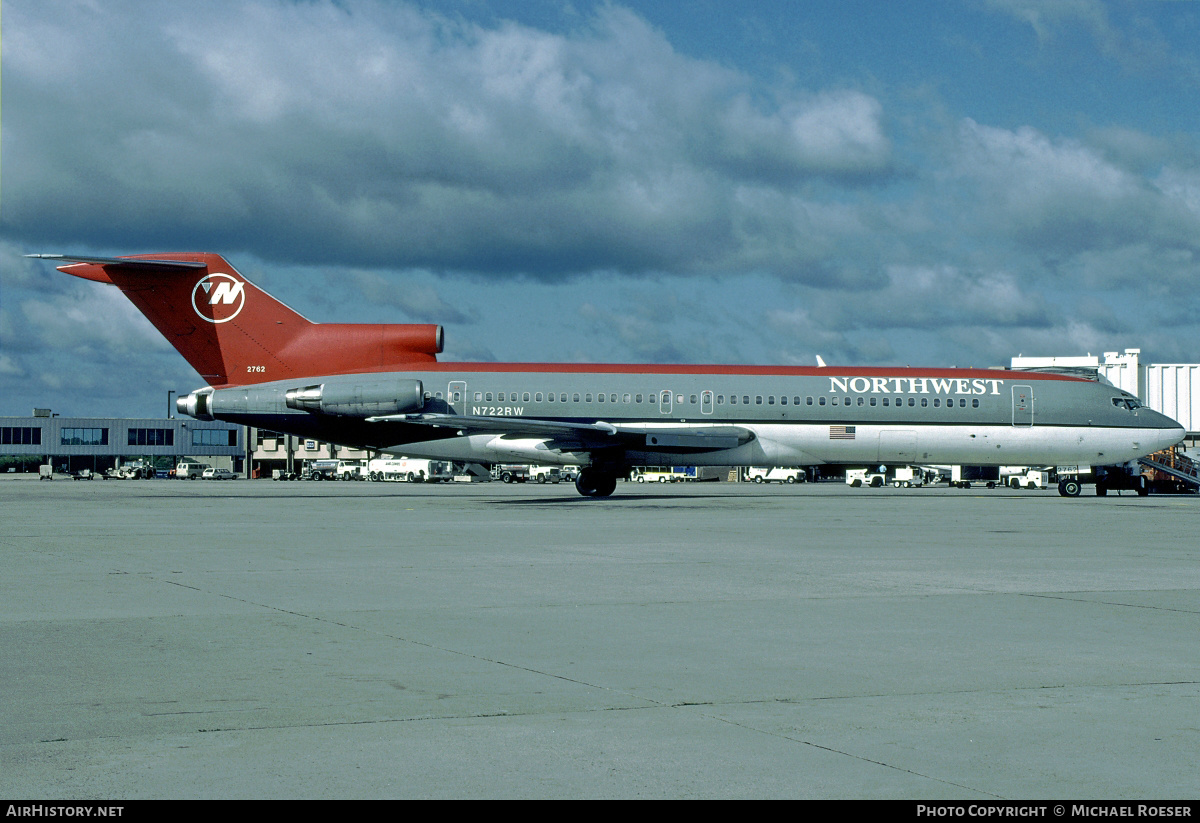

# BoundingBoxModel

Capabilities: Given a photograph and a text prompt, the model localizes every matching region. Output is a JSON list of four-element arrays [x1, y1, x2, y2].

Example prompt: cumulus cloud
[[3, 0, 893, 279], [20, 284, 172, 354], [949, 119, 1200, 290]]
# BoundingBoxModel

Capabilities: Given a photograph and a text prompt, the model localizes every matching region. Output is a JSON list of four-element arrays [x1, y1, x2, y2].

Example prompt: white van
[[176, 462, 210, 480], [747, 467, 805, 484]]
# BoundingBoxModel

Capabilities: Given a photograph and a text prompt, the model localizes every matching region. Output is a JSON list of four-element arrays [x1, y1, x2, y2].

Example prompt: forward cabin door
[[1012, 385, 1034, 427]]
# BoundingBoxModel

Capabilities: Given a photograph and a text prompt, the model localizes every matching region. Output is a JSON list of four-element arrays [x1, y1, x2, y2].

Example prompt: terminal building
[[0, 411, 243, 475]]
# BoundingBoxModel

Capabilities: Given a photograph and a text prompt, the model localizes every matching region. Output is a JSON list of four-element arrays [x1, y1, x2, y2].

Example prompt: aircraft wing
[[367, 413, 753, 452]]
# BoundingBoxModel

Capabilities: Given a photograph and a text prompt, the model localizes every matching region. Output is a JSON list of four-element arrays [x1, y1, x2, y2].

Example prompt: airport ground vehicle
[[106, 461, 157, 479], [202, 467, 236, 480], [891, 466, 925, 487], [1007, 469, 1050, 489], [303, 459, 341, 480], [530, 466, 562, 483], [633, 466, 692, 483], [949, 465, 1000, 489], [1138, 446, 1200, 495], [367, 457, 452, 481], [34, 253, 1186, 498], [175, 461, 210, 480], [747, 467, 805, 484], [336, 460, 367, 480], [493, 464, 530, 483], [845, 468, 887, 487]]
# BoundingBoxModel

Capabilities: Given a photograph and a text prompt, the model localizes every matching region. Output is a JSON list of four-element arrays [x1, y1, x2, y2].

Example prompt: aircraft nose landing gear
[[1057, 478, 1082, 497]]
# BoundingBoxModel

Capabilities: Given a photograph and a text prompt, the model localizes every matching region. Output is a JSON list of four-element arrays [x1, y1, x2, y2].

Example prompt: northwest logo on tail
[[191, 273, 246, 323]]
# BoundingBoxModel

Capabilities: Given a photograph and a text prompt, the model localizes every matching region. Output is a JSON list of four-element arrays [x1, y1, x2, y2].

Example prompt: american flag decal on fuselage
[[830, 425, 856, 440]]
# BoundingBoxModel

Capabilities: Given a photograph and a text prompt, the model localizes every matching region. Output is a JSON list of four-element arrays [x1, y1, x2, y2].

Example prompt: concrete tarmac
[[1, 475, 1197, 799]]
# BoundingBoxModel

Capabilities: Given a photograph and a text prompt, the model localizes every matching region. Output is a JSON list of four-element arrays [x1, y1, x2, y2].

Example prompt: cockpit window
[[1111, 397, 1142, 410]]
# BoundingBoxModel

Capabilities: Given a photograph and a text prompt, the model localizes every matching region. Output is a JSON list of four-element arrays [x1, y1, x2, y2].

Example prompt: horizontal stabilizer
[[27, 254, 207, 270]]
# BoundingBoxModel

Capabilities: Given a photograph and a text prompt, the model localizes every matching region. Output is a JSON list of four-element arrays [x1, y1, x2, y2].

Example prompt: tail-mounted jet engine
[[284, 378, 424, 417]]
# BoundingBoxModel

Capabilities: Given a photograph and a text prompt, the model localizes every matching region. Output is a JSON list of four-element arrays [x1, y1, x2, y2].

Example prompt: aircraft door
[[701, 390, 714, 415], [1012, 384, 1034, 427], [659, 390, 673, 415], [448, 380, 467, 414]]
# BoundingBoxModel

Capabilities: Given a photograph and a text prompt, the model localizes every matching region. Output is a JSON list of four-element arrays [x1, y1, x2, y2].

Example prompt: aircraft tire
[[1058, 479, 1081, 497], [575, 469, 616, 498]]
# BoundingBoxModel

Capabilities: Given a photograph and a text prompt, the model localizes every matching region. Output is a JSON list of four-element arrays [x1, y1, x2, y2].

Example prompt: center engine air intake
[[284, 377, 424, 417]]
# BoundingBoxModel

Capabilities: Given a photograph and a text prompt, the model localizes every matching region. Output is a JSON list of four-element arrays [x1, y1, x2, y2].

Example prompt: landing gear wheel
[[1137, 475, 1149, 496], [575, 469, 617, 498], [1058, 479, 1082, 497]]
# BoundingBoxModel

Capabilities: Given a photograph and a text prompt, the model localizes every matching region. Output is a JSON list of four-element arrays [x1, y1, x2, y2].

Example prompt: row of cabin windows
[[467, 390, 981, 410]]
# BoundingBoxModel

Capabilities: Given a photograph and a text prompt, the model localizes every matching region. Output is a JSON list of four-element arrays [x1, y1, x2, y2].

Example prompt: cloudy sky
[[2, 0, 1199, 418]]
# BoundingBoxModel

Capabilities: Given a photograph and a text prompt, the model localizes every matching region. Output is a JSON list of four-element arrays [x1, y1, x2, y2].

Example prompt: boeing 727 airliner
[[30, 253, 1185, 497]]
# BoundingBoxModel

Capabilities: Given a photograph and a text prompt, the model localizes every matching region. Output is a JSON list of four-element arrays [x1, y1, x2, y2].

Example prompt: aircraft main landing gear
[[575, 469, 617, 498]]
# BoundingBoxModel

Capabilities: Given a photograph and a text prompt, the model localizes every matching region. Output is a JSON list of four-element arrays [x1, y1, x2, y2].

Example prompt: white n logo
[[191, 273, 246, 323], [209, 281, 244, 305]]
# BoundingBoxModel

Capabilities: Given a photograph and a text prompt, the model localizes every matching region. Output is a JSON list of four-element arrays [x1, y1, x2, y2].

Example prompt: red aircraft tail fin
[[34, 253, 442, 386]]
